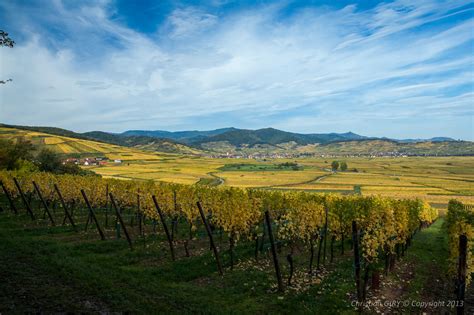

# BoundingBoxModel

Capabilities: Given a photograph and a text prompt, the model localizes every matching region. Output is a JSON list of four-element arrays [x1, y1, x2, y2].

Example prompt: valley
[[1, 125, 472, 209]]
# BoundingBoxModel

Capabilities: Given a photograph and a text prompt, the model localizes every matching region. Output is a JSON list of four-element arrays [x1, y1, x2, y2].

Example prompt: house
[[83, 157, 99, 166]]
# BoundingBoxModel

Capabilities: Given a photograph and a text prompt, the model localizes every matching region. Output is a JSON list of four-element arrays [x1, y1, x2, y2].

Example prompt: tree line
[[0, 137, 95, 176]]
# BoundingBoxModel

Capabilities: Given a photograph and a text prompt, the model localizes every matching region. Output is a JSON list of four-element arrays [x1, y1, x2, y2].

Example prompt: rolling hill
[[120, 127, 371, 145], [199, 139, 474, 156], [187, 128, 370, 146], [189, 128, 460, 147], [0, 124, 201, 155], [120, 127, 237, 140], [1, 123, 472, 156], [0, 126, 194, 160]]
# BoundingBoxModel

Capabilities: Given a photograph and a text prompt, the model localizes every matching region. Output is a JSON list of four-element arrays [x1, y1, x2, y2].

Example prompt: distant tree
[[0, 138, 97, 176], [15, 159, 39, 172], [36, 148, 62, 173], [340, 161, 348, 171], [331, 160, 339, 171], [36, 148, 97, 175], [0, 30, 14, 85], [0, 137, 35, 170]]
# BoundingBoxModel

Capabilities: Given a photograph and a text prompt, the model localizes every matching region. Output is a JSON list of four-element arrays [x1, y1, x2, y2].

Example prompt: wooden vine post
[[137, 192, 143, 237], [13, 178, 35, 220], [352, 221, 362, 302], [309, 236, 315, 275], [197, 201, 223, 276], [317, 232, 324, 270], [265, 210, 284, 292], [457, 234, 467, 315], [152, 195, 175, 261], [32, 181, 55, 226], [81, 189, 105, 241], [105, 184, 109, 227], [53, 184, 76, 230], [13, 177, 35, 220], [0, 180, 18, 214], [115, 196, 121, 239], [109, 193, 133, 250]]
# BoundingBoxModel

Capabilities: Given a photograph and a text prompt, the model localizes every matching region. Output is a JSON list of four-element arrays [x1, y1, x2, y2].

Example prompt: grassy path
[[367, 218, 455, 314], [400, 218, 454, 314]]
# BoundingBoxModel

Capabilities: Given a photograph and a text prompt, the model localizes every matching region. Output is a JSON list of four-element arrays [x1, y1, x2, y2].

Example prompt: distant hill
[[0, 124, 201, 155], [187, 128, 368, 146], [121, 128, 237, 141], [117, 127, 370, 145], [125, 127, 372, 146], [120, 127, 460, 147], [198, 138, 473, 156], [304, 139, 473, 156], [1, 123, 470, 156], [397, 137, 456, 143]]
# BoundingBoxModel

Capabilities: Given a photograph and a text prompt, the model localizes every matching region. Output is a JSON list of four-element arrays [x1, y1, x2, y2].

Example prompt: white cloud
[[0, 0, 472, 139], [163, 7, 218, 38]]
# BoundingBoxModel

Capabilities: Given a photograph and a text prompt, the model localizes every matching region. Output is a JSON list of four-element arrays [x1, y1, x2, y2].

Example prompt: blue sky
[[0, 0, 472, 139]]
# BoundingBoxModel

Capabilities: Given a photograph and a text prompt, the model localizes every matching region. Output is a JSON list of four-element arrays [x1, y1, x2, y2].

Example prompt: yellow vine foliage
[[445, 200, 474, 285], [0, 170, 441, 265]]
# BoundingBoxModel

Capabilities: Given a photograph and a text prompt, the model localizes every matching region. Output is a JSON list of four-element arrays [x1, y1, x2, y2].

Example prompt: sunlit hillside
[[0, 127, 168, 160]]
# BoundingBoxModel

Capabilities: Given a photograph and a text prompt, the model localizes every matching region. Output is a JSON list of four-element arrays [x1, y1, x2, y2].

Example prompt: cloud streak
[[0, 0, 472, 139]]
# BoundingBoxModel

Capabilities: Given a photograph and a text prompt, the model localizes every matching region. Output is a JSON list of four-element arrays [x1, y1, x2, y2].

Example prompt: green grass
[[401, 219, 451, 303], [219, 163, 303, 172], [196, 177, 222, 186], [375, 218, 455, 313]]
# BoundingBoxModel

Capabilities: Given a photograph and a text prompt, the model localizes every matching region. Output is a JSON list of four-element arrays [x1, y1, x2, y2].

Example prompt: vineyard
[[446, 200, 474, 303], [0, 170, 471, 313]]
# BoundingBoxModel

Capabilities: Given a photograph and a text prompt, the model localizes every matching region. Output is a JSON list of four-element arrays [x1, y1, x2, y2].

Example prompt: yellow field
[[0, 127, 167, 161], [88, 156, 473, 208], [1, 127, 472, 208]]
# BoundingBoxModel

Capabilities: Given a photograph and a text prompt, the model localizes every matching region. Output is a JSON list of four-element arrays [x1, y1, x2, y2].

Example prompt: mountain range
[[119, 127, 455, 146], [1, 123, 470, 156]]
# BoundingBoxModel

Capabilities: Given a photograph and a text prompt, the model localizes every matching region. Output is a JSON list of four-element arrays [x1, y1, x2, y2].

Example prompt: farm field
[[89, 156, 474, 208], [0, 127, 172, 161]]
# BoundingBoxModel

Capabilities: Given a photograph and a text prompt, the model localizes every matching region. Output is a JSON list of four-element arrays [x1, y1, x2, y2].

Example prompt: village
[[203, 151, 412, 159], [63, 157, 123, 166]]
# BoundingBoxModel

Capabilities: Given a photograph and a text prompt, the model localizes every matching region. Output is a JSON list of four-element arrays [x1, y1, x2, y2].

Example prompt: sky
[[0, 0, 473, 140]]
